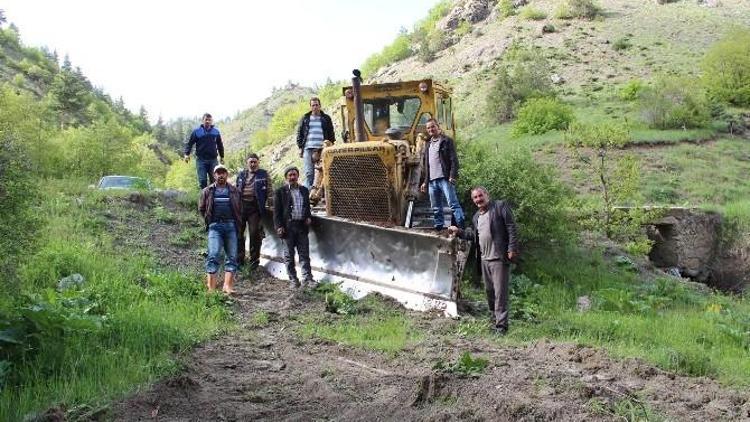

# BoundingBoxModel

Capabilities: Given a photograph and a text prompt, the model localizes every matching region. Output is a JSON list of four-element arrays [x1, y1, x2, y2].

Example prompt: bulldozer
[[260, 71, 468, 316]]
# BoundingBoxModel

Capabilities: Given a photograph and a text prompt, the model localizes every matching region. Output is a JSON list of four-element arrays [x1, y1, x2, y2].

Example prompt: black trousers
[[481, 259, 511, 329], [283, 221, 312, 282], [238, 201, 262, 266]]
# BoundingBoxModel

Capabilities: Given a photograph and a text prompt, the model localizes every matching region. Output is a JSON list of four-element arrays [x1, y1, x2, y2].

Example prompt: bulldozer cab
[[340, 80, 455, 145]]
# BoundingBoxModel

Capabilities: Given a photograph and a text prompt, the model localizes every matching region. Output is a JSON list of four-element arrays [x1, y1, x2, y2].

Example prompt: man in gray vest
[[448, 186, 519, 335]]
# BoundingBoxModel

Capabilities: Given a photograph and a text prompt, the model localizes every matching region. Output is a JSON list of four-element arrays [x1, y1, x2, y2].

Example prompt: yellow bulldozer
[[260, 71, 468, 316]]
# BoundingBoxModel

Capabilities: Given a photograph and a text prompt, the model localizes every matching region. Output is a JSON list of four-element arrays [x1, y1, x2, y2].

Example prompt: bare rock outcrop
[[438, 0, 492, 31]]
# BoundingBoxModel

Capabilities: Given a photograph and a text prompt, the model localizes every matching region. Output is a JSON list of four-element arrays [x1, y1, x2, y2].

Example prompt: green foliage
[[638, 76, 711, 129], [565, 122, 652, 240], [511, 97, 574, 135], [360, 33, 413, 77], [459, 143, 573, 244], [555, 0, 602, 20], [359, 0, 452, 73], [486, 45, 555, 122], [613, 37, 632, 51], [618, 79, 645, 101], [268, 101, 308, 142], [0, 183, 229, 419], [164, 159, 198, 191], [701, 28, 750, 107], [300, 311, 418, 353], [248, 311, 270, 328], [519, 6, 547, 21], [317, 283, 358, 315], [249, 128, 273, 151], [455, 20, 473, 37], [497, 0, 517, 18], [510, 274, 544, 322], [433, 352, 489, 376]]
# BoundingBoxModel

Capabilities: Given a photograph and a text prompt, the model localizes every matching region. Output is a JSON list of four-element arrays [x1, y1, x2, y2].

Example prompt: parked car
[[96, 175, 152, 190]]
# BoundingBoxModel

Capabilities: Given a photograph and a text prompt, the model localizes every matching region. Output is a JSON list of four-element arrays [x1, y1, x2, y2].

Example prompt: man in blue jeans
[[198, 165, 242, 294], [184, 113, 225, 189], [419, 118, 465, 230], [296, 97, 336, 188]]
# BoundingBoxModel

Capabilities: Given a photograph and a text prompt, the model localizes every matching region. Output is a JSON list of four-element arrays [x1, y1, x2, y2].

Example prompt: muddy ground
[[109, 195, 749, 422]]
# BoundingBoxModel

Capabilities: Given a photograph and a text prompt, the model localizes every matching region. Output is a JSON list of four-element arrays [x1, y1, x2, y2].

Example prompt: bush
[[619, 79, 644, 101], [486, 45, 554, 122], [613, 37, 632, 51], [459, 144, 573, 244], [497, 0, 516, 18], [512, 98, 574, 135], [360, 33, 413, 77], [701, 28, 750, 107], [520, 6, 547, 21], [639, 76, 711, 129], [556, 0, 602, 20]]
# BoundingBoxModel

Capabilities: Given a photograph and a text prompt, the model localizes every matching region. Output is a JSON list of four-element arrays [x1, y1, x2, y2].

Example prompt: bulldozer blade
[[259, 214, 466, 317]]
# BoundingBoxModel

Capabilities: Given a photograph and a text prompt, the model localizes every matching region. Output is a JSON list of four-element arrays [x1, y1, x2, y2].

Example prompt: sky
[[2, 0, 439, 121]]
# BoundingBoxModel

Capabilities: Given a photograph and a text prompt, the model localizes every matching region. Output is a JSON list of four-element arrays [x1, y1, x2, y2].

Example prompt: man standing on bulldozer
[[296, 97, 335, 188], [420, 118, 465, 230]]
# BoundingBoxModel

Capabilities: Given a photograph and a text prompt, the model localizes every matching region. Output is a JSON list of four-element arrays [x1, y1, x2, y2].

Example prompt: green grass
[[0, 179, 230, 421], [299, 295, 421, 354], [459, 245, 750, 386]]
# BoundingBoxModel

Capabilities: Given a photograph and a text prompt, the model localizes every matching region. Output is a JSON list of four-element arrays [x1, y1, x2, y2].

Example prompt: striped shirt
[[290, 186, 305, 221], [305, 115, 324, 149]]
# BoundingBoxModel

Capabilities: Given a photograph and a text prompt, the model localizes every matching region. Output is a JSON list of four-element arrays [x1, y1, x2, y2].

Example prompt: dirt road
[[108, 195, 748, 421]]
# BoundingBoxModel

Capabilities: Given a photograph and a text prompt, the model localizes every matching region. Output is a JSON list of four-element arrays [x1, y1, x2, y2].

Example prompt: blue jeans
[[428, 178, 465, 229], [302, 148, 317, 189], [196, 157, 219, 189], [206, 222, 238, 274]]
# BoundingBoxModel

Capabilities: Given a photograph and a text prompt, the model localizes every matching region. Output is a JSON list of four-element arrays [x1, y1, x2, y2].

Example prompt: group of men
[[184, 98, 519, 334]]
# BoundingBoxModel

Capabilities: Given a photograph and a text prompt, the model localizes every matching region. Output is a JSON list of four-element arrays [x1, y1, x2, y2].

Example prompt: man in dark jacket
[[274, 166, 314, 288], [296, 97, 335, 188], [235, 153, 271, 270], [448, 186, 519, 335], [198, 165, 242, 294], [184, 113, 225, 189], [419, 118, 465, 230]]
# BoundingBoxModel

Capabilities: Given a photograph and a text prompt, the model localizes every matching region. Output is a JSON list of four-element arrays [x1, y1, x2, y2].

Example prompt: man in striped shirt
[[296, 97, 336, 188]]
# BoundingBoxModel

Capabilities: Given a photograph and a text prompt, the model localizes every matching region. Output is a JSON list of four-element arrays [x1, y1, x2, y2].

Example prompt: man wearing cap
[[199, 164, 242, 293], [273, 166, 314, 288], [235, 153, 271, 270], [184, 113, 225, 189], [296, 97, 336, 188]]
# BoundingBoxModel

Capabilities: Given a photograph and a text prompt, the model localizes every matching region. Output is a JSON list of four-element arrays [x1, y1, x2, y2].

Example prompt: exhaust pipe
[[352, 69, 366, 142]]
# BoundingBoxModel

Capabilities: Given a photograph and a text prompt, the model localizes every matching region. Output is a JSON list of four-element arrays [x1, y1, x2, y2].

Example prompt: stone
[[58, 273, 85, 291], [576, 296, 591, 312]]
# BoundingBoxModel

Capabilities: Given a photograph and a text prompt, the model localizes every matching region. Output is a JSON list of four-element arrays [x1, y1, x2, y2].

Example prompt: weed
[[434, 352, 489, 377], [613, 37, 632, 51], [248, 311, 270, 328]]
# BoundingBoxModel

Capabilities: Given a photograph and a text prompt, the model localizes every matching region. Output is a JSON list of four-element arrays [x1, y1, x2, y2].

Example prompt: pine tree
[[137, 105, 151, 133], [49, 55, 92, 127]]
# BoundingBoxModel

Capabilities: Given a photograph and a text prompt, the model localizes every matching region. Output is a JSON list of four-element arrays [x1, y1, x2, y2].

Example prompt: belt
[[212, 219, 235, 224]]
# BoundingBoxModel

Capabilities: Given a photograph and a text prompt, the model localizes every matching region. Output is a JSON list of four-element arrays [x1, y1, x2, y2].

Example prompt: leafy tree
[[701, 28, 750, 107], [486, 46, 555, 123], [153, 115, 166, 142], [565, 122, 652, 244]]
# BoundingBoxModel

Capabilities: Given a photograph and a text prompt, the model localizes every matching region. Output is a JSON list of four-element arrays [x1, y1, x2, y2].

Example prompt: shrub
[[701, 28, 750, 107], [520, 6, 547, 21], [512, 98, 574, 135], [497, 0, 517, 18], [459, 144, 573, 244], [613, 37, 632, 51], [455, 20, 472, 37], [639, 76, 711, 129], [556, 0, 602, 20], [360, 33, 412, 77], [486, 45, 554, 122], [619, 79, 644, 101]]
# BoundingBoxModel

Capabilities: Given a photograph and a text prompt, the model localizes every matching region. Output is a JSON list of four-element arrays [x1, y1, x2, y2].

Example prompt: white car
[[96, 175, 152, 190]]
